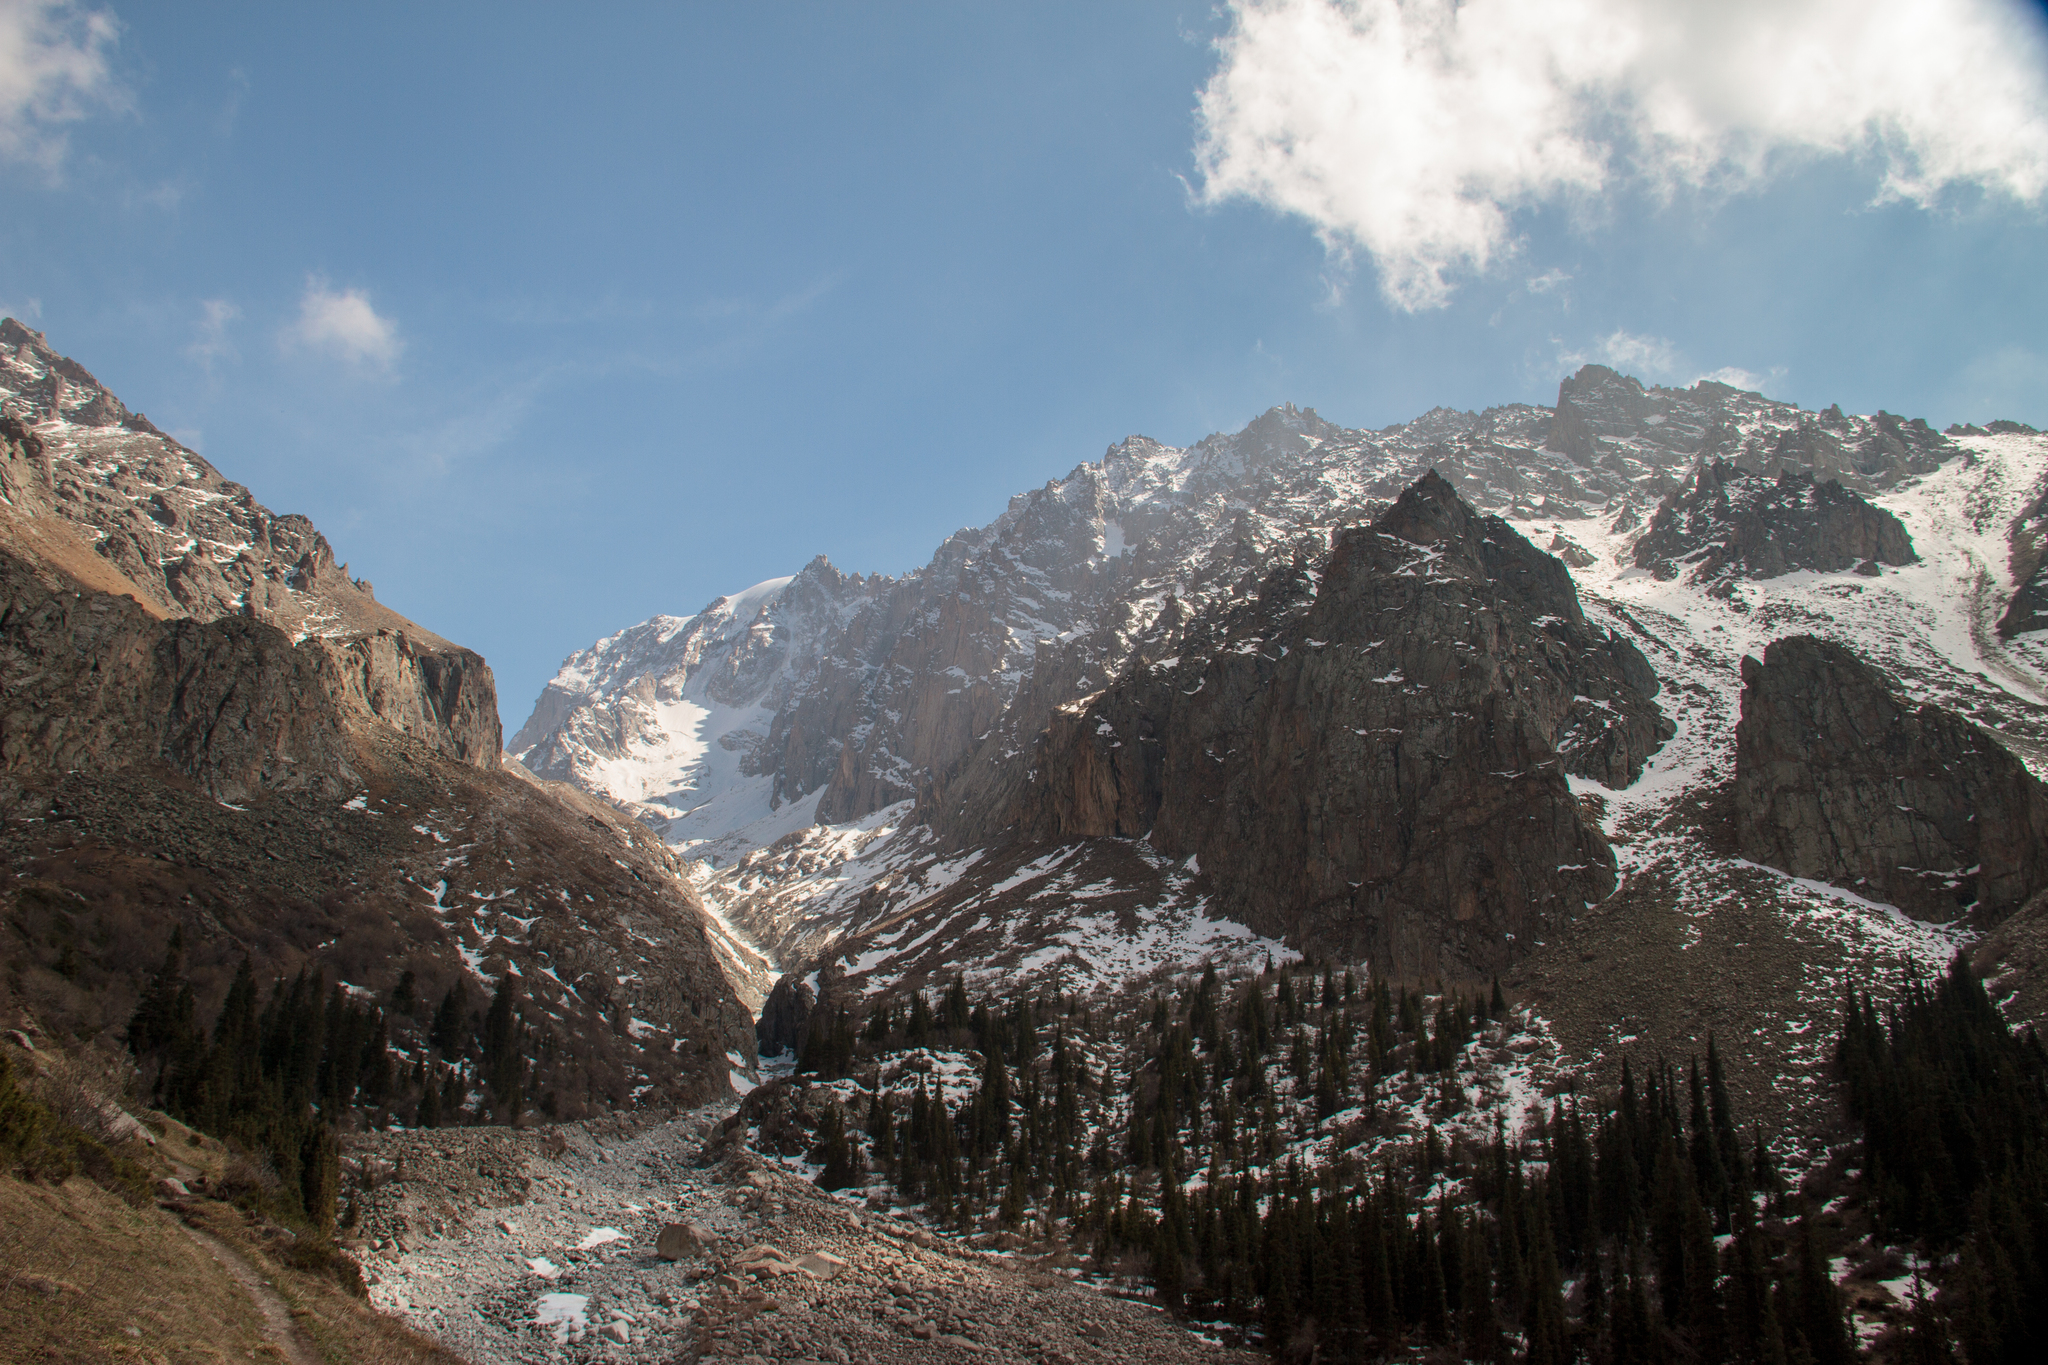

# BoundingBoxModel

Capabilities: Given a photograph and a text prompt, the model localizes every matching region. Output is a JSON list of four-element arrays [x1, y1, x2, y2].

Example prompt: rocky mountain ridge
[[511, 556, 886, 856], [0, 321, 499, 770], [681, 418, 2048, 1128], [522, 366, 1951, 859], [0, 322, 757, 1116]]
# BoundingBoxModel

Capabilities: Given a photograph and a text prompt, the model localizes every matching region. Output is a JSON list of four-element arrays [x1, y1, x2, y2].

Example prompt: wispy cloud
[[1555, 328, 1782, 394], [0, 0, 125, 172], [284, 278, 402, 370], [184, 298, 240, 371], [1697, 366, 1770, 392], [1195, 0, 2048, 311], [1574, 329, 1682, 380]]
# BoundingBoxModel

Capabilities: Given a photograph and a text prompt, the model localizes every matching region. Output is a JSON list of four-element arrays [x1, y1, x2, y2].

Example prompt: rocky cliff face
[[1632, 462, 1917, 591], [0, 322, 755, 1115], [1733, 635, 2048, 921], [0, 320, 499, 768], [969, 473, 1670, 979], [0, 548, 358, 802], [0, 546, 500, 801], [522, 370, 1950, 859]]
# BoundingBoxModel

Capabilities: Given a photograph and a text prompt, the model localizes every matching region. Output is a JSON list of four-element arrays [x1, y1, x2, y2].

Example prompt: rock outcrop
[[1998, 475, 2048, 640], [1632, 461, 1916, 591], [0, 320, 499, 769], [1, 547, 359, 801], [756, 971, 816, 1057], [982, 472, 1669, 978], [1733, 635, 2048, 920]]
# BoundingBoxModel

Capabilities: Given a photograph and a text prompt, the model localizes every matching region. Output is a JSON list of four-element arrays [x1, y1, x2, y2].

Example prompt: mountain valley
[[6, 317, 2048, 1362]]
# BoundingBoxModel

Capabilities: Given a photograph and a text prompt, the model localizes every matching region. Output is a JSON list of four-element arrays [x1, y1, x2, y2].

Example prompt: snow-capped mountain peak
[[511, 554, 883, 851]]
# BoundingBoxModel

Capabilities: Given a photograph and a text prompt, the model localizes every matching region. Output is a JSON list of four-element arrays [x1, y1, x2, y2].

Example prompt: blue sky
[[2, 1, 2045, 728]]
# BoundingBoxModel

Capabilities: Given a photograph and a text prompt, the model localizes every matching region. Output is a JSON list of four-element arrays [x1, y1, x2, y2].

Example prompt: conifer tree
[[432, 980, 469, 1056], [815, 1102, 858, 1190]]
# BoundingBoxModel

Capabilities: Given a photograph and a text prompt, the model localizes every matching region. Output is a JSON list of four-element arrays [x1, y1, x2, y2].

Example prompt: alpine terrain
[[6, 317, 2048, 1364]]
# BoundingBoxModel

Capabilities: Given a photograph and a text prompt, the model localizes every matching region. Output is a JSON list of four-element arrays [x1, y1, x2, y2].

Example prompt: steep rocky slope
[[521, 367, 1948, 869], [0, 322, 756, 1115], [0, 322, 499, 770], [1733, 634, 2048, 921], [1632, 462, 1917, 591], [964, 473, 1669, 980]]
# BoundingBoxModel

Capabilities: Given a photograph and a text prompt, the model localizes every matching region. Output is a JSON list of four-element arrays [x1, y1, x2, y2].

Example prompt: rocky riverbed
[[345, 1096, 1257, 1364]]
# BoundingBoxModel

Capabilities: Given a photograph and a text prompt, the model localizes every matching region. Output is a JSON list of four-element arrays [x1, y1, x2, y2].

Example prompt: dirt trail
[[172, 1221, 319, 1365]]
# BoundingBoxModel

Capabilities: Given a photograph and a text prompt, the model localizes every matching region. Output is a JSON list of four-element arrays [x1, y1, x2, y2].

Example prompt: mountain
[[0, 321, 757, 1124], [14, 317, 2048, 1359], [510, 555, 885, 860], [0, 319, 499, 767], [990, 471, 1672, 981], [508, 366, 2048, 1143], [520, 367, 1975, 859]]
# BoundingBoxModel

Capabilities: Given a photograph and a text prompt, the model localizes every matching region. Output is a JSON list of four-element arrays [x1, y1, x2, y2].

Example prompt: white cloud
[[1697, 366, 1769, 392], [1526, 268, 1571, 296], [1555, 330, 1783, 394], [1596, 329, 1681, 379], [285, 280, 402, 369], [1557, 328, 1682, 381], [184, 298, 239, 371], [1195, 0, 2048, 310], [0, 0, 123, 170]]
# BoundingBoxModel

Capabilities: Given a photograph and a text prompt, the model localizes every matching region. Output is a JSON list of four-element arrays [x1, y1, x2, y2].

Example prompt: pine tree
[[482, 977, 521, 1102], [432, 980, 469, 1056], [300, 1123, 340, 1235], [416, 1068, 442, 1128], [815, 1103, 858, 1191], [1789, 1214, 1853, 1365]]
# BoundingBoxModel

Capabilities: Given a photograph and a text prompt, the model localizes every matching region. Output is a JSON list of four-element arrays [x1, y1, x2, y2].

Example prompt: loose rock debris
[[348, 1104, 1258, 1364]]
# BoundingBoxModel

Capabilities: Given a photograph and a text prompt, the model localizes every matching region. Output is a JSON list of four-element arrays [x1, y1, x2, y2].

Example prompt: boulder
[[734, 1241, 791, 1268], [655, 1221, 718, 1261], [797, 1250, 848, 1281]]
